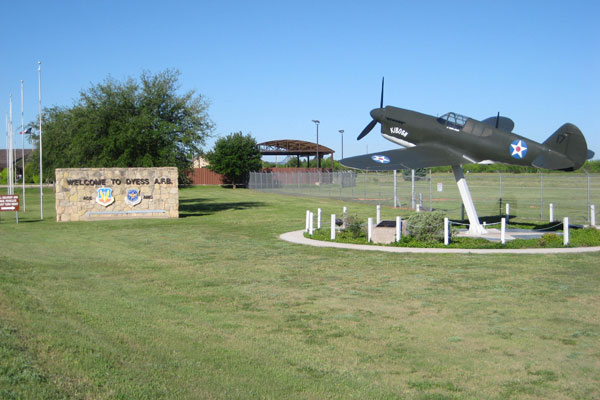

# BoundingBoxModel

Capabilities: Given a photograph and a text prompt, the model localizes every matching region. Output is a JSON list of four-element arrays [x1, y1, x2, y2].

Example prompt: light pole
[[38, 61, 43, 220], [338, 130, 344, 160], [311, 120, 320, 170]]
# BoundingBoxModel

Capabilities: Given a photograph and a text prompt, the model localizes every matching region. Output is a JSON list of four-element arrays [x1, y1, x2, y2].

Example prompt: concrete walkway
[[280, 230, 600, 254]]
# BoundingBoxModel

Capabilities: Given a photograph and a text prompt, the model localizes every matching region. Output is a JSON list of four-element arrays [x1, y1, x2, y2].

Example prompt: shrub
[[405, 211, 448, 243], [343, 215, 366, 239]]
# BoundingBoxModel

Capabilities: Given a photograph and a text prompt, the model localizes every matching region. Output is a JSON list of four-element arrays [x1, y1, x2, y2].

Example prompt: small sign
[[437, 183, 443, 192], [0, 195, 19, 211]]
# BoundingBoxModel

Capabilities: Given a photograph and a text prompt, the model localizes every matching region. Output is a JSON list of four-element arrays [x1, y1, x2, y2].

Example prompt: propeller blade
[[380, 77, 384, 108], [357, 119, 377, 140]]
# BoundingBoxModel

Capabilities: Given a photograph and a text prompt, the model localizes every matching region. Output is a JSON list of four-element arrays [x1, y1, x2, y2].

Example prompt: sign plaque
[[0, 195, 19, 211]]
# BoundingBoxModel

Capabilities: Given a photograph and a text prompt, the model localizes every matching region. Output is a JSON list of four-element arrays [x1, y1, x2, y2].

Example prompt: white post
[[309, 212, 314, 235], [563, 217, 569, 246], [444, 217, 449, 246], [331, 214, 336, 240], [317, 208, 322, 229], [501, 217, 506, 245], [305, 210, 310, 232], [590, 205, 595, 227], [505, 203, 510, 222], [549, 203, 554, 222], [368, 218, 373, 242], [343, 206, 347, 215], [396, 216, 401, 242], [376, 205, 381, 225], [416, 204, 421, 212]]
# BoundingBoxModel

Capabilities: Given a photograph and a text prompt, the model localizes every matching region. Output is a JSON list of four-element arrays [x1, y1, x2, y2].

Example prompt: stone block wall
[[55, 167, 179, 222]]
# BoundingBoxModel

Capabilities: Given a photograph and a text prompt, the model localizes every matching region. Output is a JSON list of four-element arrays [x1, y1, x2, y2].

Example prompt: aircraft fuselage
[[373, 106, 549, 168]]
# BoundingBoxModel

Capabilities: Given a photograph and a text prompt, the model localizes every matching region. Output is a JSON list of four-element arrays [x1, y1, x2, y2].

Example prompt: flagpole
[[4, 114, 7, 186], [8, 95, 14, 196], [21, 80, 26, 211], [38, 61, 43, 220]]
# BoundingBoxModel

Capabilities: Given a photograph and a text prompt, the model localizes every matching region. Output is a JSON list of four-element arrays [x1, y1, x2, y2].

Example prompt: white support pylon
[[452, 165, 487, 236]]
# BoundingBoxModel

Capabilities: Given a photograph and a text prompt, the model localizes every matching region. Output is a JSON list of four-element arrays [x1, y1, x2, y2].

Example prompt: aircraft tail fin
[[532, 123, 589, 171]]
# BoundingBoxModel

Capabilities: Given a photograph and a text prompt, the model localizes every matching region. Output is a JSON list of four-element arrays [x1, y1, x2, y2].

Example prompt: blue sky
[[2, 0, 599, 161]]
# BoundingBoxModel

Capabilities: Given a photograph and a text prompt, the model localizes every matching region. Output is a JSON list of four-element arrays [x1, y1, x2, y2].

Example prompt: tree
[[206, 132, 262, 188], [27, 69, 214, 183]]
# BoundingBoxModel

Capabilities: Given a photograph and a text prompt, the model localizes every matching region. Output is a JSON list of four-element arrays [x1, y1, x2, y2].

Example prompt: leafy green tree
[[206, 132, 262, 188], [27, 69, 213, 183]]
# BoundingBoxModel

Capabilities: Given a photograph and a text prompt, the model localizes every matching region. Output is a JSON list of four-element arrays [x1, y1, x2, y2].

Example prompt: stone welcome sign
[[55, 167, 179, 222]]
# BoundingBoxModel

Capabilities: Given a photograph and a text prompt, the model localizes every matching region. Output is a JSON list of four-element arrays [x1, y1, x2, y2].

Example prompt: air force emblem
[[510, 139, 528, 159], [96, 187, 115, 207], [125, 189, 142, 206], [371, 155, 391, 164]]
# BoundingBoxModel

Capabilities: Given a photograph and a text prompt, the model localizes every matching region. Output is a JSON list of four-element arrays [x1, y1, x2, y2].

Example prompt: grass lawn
[[0, 186, 599, 399]]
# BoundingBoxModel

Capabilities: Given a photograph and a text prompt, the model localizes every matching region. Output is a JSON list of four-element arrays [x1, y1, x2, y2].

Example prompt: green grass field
[[1, 186, 599, 399]]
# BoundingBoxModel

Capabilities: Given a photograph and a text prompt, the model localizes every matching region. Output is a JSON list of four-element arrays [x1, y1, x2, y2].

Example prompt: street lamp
[[338, 130, 344, 160], [312, 120, 320, 170]]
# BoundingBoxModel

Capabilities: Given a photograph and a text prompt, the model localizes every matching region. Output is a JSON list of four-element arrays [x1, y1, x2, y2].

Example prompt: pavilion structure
[[257, 140, 335, 170]]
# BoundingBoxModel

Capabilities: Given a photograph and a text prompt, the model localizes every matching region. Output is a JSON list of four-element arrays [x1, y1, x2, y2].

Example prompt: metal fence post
[[540, 170, 544, 220], [393, 170, 398, 208], [586, 171, 590, 222], [411, 169, 416, 210], [429, 169, 432, 211]]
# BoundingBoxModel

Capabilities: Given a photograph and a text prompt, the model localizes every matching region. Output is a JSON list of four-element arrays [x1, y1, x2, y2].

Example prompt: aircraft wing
[[340, 144, 466, 171]]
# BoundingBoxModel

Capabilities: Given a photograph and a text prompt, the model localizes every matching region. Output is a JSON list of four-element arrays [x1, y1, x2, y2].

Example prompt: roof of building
[[0, 149, 33, 169], [257, 140, 334, 156]]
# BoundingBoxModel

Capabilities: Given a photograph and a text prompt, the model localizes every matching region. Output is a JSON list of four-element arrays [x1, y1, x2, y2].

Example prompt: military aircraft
[[340, 79, 594, 235]]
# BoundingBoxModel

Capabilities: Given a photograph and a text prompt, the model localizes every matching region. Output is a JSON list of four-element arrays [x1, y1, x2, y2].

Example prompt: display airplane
[[340, 79, 594, 235]]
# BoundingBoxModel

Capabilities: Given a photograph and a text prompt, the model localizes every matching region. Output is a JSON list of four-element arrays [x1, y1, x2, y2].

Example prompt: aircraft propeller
[[357, 77, 384, 140]]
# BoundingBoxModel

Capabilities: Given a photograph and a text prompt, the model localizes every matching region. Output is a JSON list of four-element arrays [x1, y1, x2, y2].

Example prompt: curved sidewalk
[[280, 230, 600, 254]]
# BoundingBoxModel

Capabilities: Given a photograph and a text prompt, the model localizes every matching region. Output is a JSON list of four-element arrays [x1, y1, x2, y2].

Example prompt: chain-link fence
[[249, 170, 600, 225]]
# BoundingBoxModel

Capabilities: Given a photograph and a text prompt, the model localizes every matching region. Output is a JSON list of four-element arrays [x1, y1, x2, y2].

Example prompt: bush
[[405, 211, 448, 243], [342, 215, 366, 239]]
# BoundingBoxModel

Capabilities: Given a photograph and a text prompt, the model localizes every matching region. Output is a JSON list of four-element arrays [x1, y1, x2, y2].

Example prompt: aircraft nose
[[370, 108, 385, 122]]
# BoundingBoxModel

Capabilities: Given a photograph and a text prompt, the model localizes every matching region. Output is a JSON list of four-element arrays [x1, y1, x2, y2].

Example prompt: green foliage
[[402, 168, 427, 181], [342, 214, 366, 238], [27, 69, 213, 183], [569, 227, 600, 247], [582, 160, 600, 172], [430, 160, 600, 174], [405, 211, 448, 243], [0, 168, 6, 184], [206, 132, 262, 187], [23, 162, 38, 184]]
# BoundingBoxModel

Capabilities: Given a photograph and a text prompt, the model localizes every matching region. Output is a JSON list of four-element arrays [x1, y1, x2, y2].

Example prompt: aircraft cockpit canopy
[[438, 112, 469, 131]]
